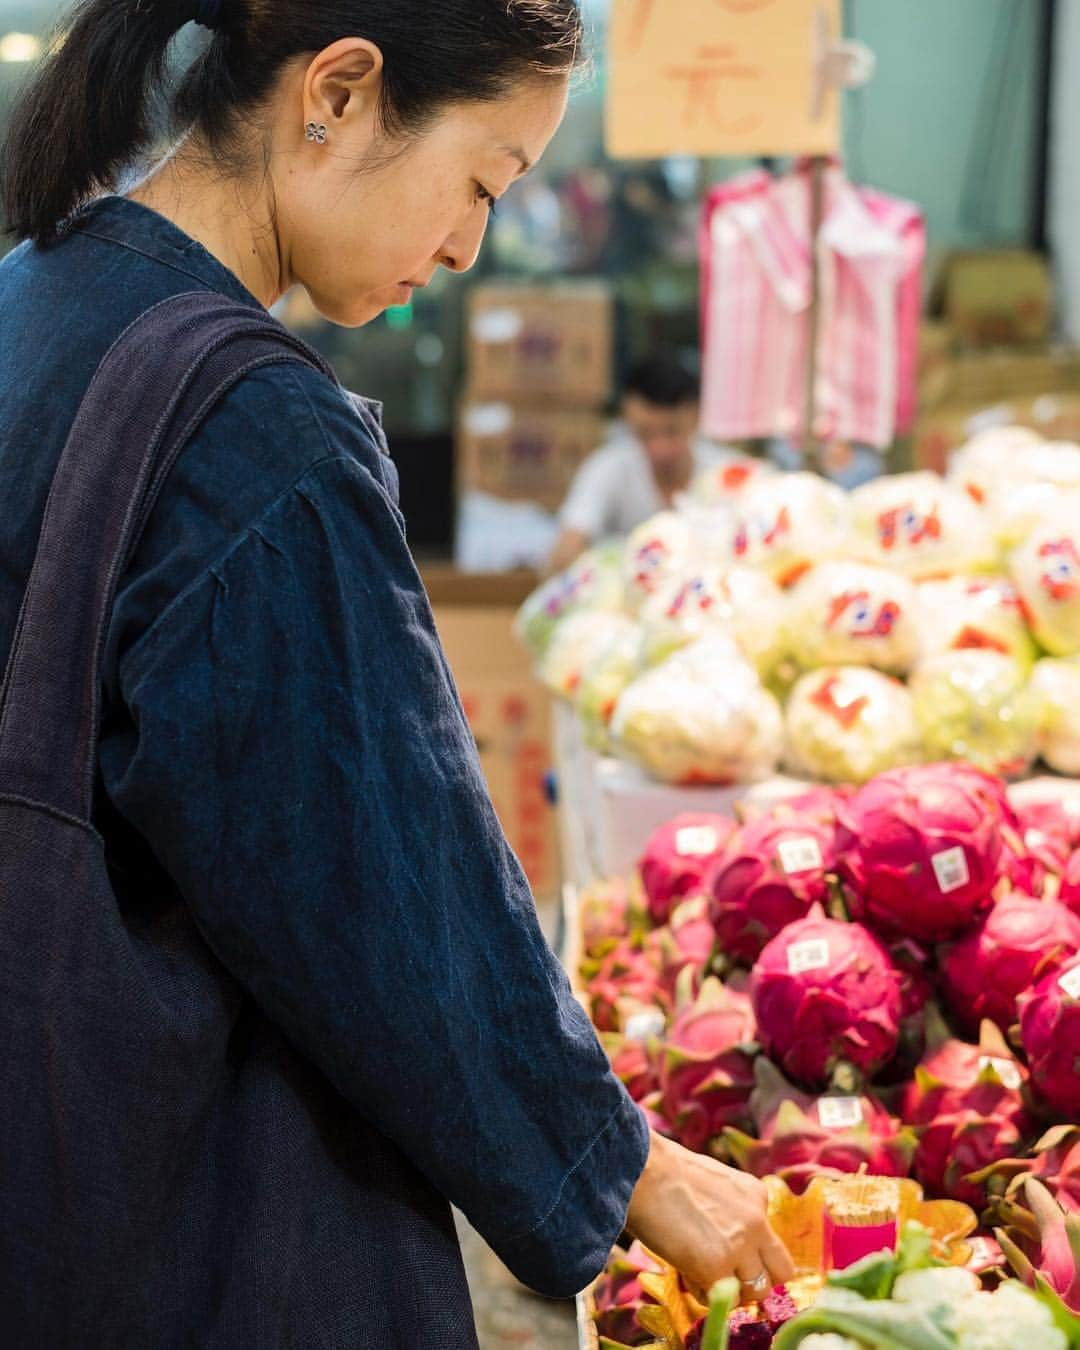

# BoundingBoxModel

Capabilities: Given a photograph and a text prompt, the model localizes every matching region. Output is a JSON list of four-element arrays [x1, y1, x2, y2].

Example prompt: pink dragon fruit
[[750, 906, 903, 1089], [706, 814, 838, 965], [740, 785, 848, 830], [592, 1241, 663, 1345], [996, 1178, 1080, 1313], [585, 939, 668, 1034], [724, 1059, 914, 1193], [1020, 956, 1080, 1118], [1012, 800, 1080, 898], [603, 1032, 660, 1103], [659, 977, 758, 1150], [1060, 851, 1080, 918], [973, 1124, 1080, 1215], [901, 1015, 1035, 1207], [639, 813, 736, 925], [836, 763, 1005, 943], [581, 876, 634, 959], [644, 895, 717, 1000], [942, 893, 1080, 1034]]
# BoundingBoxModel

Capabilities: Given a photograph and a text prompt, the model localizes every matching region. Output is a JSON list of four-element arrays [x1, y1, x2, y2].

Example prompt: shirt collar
[[69, 194, 267, 312]]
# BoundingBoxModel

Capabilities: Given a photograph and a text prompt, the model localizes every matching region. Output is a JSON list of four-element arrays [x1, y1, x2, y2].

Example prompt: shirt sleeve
[[100, 440, 648, 1297], [558, 448, 617, 539]]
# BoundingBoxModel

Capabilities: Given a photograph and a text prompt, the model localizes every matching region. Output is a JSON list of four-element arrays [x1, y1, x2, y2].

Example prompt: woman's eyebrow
[[500, 145, 533, 174]]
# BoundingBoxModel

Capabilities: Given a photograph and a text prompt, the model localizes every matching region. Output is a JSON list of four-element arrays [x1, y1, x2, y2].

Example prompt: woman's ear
[[303, 38, 385, 129]]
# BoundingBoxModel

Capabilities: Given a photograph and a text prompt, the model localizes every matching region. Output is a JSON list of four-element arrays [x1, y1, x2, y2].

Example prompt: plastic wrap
[[727, 471, 849, 587], [610, 635, 784, 785], [785, 666, 922, 784], [788, 561, 921, 675], [621, 511, 699, 614], [575, 623, 646, 752], [916, 574, 1038, 669], [685, 455, 775, 506], [909, 649, 1042, 779], [1011, 508, 1080, 656], [1030, 657, 1080, 775], [946, 423, 1045, 504], [513, 540, 625, 662], [538, 610, 639, 701], [849, 471, 997, 578]]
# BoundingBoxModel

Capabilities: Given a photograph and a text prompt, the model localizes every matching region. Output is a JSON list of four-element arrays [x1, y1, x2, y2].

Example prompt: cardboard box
[[922, 347, 1080, 413], [466, 282, 613, 405], [457, 401, 606, 511], [944, 250, 1053, 348], [913, 392, 1080, 474], [426, 574, 559, 902]]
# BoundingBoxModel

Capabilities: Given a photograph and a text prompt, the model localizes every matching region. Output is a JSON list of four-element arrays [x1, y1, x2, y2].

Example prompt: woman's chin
[[308, 289, 398, 329]]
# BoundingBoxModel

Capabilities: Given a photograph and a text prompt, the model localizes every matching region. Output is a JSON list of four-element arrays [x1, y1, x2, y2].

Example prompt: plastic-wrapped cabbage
[[785, 667, 922, 784], [917, 575, 1038, 669], [621, 511, 698, 614], [789, 561, 921, 675], [910, 649, 1042, 778], [686, 455, 774, 506], [1011, 509, 1080, 656], [849, 472, 996, 578], [576, 623, 645, 752], [987, 479, 1080, 553], [514, 540, 624, 662], [947, 423, 1045, 504], [639, 565, 789, 681], [729, 471, 849, 587], [611, 635, 783, 785], [1030, 657, 1080, 775], [539, 611, 639, 701]]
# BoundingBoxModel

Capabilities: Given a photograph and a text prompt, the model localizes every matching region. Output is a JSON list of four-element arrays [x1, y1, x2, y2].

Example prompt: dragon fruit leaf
[[701, 1278, 740, 1350]]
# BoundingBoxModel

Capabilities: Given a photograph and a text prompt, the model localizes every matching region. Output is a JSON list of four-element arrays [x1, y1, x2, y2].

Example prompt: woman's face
[[277, 44, 570, 326]]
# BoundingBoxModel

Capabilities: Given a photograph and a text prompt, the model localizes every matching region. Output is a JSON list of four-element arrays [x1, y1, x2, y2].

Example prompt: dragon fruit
[[973, 1124, 1080, 1215], [1060, 852, 1080, 917], [1020, 957, 1080, 1118], [592, 1241, 664, 1345], [603, 1032, 660, 1103], [585, 939, 668, 1034], [724, 1059, 914, 1194], [706, 815, 838, 965], [750, 907, 903, 1089], [835, 763, 1004, 943], [644, 895, 717, 999], [942, 894, 1080, 1034], [996, 1178, 1080, 1313], [901, 1016, 1035, 1207], [639, 813, 737, 925], [659, 977, 758, 1150], [581, 876, 636, 959], [1011, 800, 1079, 898]]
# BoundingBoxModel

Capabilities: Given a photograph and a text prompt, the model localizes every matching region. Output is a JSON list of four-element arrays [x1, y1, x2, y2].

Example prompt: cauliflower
[[953, 1282, 1065, 1350], [892, 1267, 979, 1304], [797, 1337, 866, 1349]]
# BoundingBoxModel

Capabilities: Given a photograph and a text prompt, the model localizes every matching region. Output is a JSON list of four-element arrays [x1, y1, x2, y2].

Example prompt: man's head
[[622, 356, 701, 473]]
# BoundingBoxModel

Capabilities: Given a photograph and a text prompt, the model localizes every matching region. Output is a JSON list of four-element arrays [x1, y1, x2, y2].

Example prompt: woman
[[0, 0, 792, 1344]]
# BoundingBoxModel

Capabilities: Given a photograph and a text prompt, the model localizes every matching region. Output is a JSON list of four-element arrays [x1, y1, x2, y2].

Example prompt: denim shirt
[[0, 197, 648, 1298]]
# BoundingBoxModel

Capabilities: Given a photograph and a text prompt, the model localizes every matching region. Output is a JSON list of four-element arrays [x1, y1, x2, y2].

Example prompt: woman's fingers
[[759, 1221, 796, 1287]]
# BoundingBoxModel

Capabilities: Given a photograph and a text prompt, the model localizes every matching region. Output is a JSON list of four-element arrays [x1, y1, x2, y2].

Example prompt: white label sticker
[[979, 1056, 1022, 1090], [818, 1096, 864, 1129], [777, 836, 824, 875], [624, 1009, 667, 1043], [931, 846, 970, 895], [788, 939, 830, 975], [462, 403, 514, 437], [471, 307, 524, 344], [675, 826, 720, 858], [1060, 966, 1080, 1000]]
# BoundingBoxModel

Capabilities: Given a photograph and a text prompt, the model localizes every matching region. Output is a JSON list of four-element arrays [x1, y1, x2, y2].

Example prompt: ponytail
[[1, 1, 200, 244], [1, 0, 582, 248]]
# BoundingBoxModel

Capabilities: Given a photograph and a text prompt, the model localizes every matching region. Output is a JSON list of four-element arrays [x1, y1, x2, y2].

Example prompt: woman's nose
[[436, 208, 490, 275]]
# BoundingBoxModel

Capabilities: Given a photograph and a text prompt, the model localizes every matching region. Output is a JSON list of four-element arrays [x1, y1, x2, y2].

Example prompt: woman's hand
[[625, 1130, 794, 1298]]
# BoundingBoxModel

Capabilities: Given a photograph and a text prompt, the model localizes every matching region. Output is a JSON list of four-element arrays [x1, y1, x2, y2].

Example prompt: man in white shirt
[[548, 356, 732, 573]]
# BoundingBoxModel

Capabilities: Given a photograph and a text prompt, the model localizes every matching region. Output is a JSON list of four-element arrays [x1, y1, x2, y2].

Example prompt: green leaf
[[1022, 1280, 1080, 1349], [772, 1292, 956, 1349], [827, 1249, 899, 1302], [701, 1277, 740, 1350]]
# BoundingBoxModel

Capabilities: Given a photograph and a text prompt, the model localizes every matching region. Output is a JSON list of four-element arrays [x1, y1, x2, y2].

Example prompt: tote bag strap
[[0, 290, 336, 824]]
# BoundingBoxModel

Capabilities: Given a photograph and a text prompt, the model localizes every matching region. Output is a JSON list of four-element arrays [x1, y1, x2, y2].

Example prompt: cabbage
[[514, 540, 625, 661], [639, 564, 789, 681], [728, 471, 850, 586], [785, 666, 922, 784], [982, 446, 1080, 550], [1030, 658, 1080, 775], [849, 472, 997, 579], [621, 511, 699, 614], [610, 635, 783, 785], [789, 561, 921, 675], [909, 650, 1041, 779], [686, 455, 775, 505], [1011, 509, 1080, 656], [947, 424, 1045, 504], [538, 611, 639, 701], [575, 623, 645, 752], [916, 575, 1038, 670]]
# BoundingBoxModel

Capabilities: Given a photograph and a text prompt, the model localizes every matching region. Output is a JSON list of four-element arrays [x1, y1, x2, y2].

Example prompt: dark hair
[[1, 0, 583, 245], [623, 355, 700, 408]]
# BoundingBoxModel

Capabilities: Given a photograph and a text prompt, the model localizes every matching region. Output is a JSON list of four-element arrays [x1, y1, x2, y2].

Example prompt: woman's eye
[[476, 186, 499, 217]]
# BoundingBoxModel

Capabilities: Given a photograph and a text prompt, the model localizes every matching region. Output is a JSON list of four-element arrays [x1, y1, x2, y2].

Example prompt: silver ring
[[740, 1271, 769, 1296]]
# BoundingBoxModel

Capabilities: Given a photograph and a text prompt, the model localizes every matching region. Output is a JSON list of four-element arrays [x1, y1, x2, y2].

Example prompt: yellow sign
[[606, 0, 842, 159]]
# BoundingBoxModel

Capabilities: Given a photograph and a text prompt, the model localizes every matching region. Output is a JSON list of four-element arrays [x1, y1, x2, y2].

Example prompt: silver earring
[[305, 122, 327, 145]]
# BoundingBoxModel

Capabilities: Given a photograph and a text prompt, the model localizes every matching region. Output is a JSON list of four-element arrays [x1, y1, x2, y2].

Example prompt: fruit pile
[[517, 430, 1080, 786], [581, 762, 1080, 1346]]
